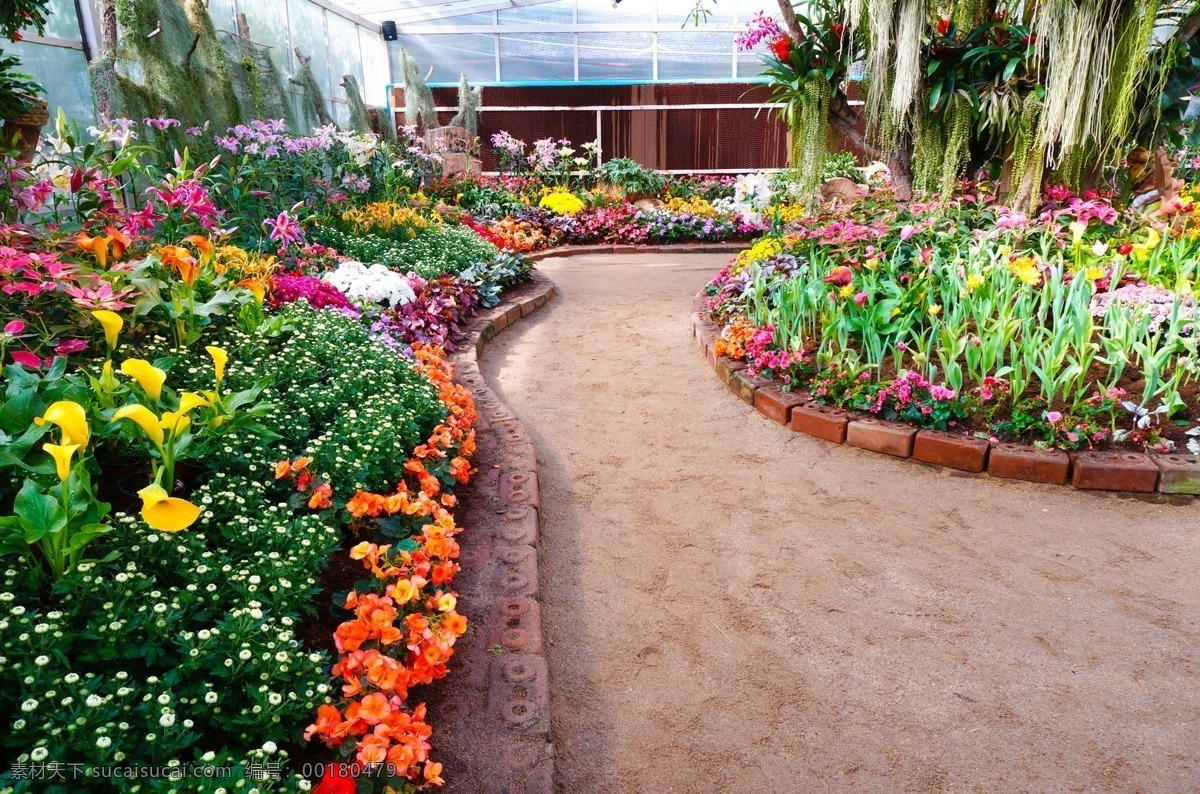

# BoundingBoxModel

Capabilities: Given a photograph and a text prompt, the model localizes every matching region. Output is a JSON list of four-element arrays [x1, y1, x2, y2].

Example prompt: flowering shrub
[[324, 261, 418, 307], [269, 274, 356, 313], [538, 191, 586, 215]]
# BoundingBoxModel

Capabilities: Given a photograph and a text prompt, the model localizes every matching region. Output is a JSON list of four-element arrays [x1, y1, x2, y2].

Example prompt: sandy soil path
[[478, 253, 1200, 794]]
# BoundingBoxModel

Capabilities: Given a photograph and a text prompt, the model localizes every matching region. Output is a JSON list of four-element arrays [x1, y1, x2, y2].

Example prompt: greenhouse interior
[[2, 0, 1200, 791]]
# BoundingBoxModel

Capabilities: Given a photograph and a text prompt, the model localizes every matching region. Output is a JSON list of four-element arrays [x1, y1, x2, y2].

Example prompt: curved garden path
[[479, 252, 1199, 793]]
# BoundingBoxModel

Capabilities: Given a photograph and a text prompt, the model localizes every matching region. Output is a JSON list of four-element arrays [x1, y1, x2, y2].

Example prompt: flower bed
[[704, 183, 1200, 458], [0, 117, 537, 792]]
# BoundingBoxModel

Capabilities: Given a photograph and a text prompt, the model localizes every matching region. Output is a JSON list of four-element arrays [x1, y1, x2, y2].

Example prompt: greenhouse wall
[[11, 0, 388, 129], [384, 0, 788, 172]]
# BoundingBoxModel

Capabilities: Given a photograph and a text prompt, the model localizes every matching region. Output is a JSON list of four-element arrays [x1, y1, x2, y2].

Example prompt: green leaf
[[67, 523, 111, 556], [929, 81, 944, 111], [1002, 57, 1020, 82], [14, 480, 66, 543]]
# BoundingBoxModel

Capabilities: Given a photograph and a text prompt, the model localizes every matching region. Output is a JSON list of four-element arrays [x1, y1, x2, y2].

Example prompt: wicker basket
[[2, 98, 50, 163]]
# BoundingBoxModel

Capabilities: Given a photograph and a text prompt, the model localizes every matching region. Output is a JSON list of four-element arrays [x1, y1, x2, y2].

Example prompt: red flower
[[823, 266, 853, 287], [936, 18, 951, 35], [770, 36, 791, 61], [1117, 243, 1133, 256], [314, 764, 356, 794], [828, 22, 845, 37]]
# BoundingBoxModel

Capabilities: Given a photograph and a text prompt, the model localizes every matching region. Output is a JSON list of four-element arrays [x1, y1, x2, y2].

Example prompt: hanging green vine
[[912, 105, 945, 194], [939, 92, 974, 194], [1010, 91, 1046, 212], [792, 72, 831, 199]]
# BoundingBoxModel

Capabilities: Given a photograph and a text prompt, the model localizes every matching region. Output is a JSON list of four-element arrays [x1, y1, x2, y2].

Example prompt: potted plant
[[0, 0, 51, 162], [0, 52, 47, 163], [597, 157, 666, 203]]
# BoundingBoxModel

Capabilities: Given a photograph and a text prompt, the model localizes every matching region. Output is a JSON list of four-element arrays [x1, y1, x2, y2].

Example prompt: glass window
[[736, 48, 768, 80], [289, 0, 331, 95], [657, 30, 735, 80], [7, 40, 95, 125], [405, 11, 496, 28], [578, 31, 652, 81], [391, 34, 497, 85], [359, 27, 390, 107], [327, 14, 362, 100], [240, 0, 292, 77], [499, 32, 575, 82], [498, 1, 573, 25], [207, 0, 238, 33], [735, 0, 781, 21], [42, 0, 82, 41], [577, 0, 654, 26], [331, 101, 350, 127], [659, 0, 735, 26]]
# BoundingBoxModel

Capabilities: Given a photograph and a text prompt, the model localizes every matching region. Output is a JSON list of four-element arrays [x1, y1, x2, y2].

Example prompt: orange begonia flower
[[308, 482, 332, 509]]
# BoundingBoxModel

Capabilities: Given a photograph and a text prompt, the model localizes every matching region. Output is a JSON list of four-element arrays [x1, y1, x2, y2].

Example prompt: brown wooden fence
[[392, 82, 792, 172]]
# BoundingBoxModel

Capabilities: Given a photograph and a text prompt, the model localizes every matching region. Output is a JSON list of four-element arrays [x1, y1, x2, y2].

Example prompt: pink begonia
[[3, 320, 24, 336]]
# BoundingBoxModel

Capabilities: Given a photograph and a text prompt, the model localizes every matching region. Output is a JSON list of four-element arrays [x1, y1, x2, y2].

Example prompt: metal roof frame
[[337, 0, 563, 25]]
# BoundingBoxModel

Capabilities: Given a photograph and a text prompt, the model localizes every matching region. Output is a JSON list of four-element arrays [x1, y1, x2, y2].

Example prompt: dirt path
[[478, 253, 1200, 794]]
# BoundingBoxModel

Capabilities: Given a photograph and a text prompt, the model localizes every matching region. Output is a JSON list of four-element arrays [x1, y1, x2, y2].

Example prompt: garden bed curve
[[691, 290, 1200, 500]]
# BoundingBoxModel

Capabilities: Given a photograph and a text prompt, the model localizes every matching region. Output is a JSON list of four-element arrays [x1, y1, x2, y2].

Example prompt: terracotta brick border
[[445, 272, 558, 793], [693, 289, 1193, 500]]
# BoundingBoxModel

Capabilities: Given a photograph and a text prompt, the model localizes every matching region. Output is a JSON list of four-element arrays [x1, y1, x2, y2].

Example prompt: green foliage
[[598, 157, 665, 196], [0, 51, 42, 117], [343, 73, 372, 134], [96, 0, 240, 132], [291, 56, 332, 129]]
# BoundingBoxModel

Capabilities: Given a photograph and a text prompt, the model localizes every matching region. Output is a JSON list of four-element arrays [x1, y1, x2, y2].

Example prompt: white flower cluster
[[716, 171, 774, 222], [322, 260, 417, 306]]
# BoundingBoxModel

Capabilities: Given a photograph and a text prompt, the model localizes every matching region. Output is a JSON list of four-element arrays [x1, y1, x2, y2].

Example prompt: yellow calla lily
[[137, 483, 201, 533], [120, 359, 166, 402], [34, 401, 90, 448], [177, 392, 210, 414], [111, 404, 165, 447], [205, 346, 228, 384], [91, 310, 123, 350], [43, 442, 79, 482], [159, 410, 190, 436]]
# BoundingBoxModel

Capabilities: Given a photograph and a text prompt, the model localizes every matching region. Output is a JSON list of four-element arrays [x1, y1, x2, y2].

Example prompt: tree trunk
[[91, 0, 119, 120], [829, 92, 912, 195]]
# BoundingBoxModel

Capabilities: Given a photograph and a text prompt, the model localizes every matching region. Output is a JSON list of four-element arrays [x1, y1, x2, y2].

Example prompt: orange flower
[[274, 460, 291, 479], [160, 245, 200, 286], [308, 482, 332, 509], [355, 692, 391, 725], [424, 762, 445, 786], [76, 231, 108, 269], [105, 225, 131, 259], [237, 276, 267, 303], [443, 612, 467, 635], [182, 234, 213, 266], [291, 455, 311, 471]]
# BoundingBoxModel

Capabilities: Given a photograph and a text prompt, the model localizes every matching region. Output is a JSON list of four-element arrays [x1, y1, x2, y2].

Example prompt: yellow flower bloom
[[111, 404, 165, 447], [120, 359, 166, 402], [43, 442, 79, 482], [839, 284, 855, 297], [390, 579, 417, 603], [91, 310, 123, 350], [34, 401, 90, 448], [965, 273, 985, 293], [929, 304, 942, 317], [137, 483, 201, 533], [205, 346, 228, 384], [437, 593, 457, 612], [1007, 256, 1042, 287]]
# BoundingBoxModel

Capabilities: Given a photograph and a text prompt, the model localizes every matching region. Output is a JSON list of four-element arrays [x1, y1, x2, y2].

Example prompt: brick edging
[[449, 272, 558, 792], [693, 290, 1199, 499]]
